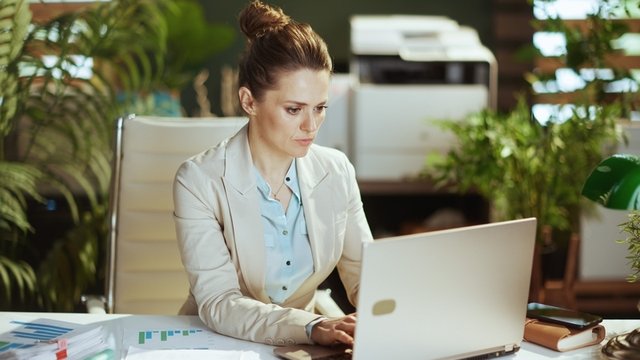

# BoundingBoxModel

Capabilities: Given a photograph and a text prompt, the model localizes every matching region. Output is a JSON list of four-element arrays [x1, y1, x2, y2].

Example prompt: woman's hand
[[310, 313, 357, 346]]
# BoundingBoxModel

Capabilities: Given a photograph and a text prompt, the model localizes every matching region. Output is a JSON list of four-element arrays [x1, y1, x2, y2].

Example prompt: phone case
[[523, 318, 606, 352], [526, 302, 602, 329]]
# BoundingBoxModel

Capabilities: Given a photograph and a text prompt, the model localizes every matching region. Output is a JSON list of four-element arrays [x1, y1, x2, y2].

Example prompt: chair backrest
[[107, 115, 248, 314]]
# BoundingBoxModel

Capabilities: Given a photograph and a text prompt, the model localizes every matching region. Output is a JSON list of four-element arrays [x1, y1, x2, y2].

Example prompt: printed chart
[[124, 327, 216, 349]]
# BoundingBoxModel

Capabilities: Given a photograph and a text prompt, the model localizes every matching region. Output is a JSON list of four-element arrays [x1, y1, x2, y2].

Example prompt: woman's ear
[[238, 87, 256, 116]]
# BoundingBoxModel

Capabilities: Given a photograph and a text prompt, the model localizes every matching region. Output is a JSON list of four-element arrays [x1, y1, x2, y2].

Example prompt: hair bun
[[239, 0, 291, 40]]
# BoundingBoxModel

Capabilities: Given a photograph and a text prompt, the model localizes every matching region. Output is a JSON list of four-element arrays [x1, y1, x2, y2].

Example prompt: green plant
[[582, 153, 640, 355], [0, 0, 170, 310], [582, 154, 640, 281], [122, 0, 234, 116], [426, 96, 622, 243], [427, 0, 637, 246], [162, 0, 234, 91], [0, 0, 42, 308]]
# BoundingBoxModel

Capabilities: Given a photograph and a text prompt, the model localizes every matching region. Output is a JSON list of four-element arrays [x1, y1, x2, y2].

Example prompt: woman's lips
[[295, 138, 313, 146]]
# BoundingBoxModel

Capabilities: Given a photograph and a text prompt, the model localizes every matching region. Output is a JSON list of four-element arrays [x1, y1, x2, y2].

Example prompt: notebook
[[274, 217, 537, 360]]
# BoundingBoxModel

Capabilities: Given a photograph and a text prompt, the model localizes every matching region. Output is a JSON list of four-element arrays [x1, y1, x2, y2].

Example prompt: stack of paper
[[0, 318, 109, 360]]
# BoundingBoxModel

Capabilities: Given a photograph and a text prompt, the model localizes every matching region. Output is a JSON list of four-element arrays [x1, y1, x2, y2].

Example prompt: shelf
[[558, 19, 640, 34], [534, 54, 640, 73]]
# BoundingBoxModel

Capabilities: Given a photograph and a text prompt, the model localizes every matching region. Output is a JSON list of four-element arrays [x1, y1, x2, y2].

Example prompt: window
[[531, 0, 640, 123]]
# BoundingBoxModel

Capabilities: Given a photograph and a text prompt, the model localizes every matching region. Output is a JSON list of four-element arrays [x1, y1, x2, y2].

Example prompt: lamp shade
[[582, 154, 640, 210]]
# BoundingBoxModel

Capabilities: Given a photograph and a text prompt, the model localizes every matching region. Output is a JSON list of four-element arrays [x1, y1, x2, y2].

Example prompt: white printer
[[348, 15, 497, 181]]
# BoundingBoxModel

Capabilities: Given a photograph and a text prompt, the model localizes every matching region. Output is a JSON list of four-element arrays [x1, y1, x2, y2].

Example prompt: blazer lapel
[[297, 148, 332, 274], [222, 126, 269, 303]]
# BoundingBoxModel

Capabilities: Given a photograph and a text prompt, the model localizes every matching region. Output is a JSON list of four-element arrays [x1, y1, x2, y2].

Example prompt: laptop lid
[[352, 218, 537, 360]]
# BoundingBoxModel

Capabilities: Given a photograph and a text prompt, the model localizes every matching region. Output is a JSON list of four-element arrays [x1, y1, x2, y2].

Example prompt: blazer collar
[[224, 125, 329, 194], [223, 124, 255, 194], [296, 147, 329, 194]]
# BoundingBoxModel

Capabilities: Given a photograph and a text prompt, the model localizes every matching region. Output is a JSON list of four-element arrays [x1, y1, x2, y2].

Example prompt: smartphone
[[527, 302, 603, 329]]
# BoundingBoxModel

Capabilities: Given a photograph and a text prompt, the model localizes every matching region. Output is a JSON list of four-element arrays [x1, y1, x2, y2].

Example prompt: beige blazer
[[173, 125, 373, 345]]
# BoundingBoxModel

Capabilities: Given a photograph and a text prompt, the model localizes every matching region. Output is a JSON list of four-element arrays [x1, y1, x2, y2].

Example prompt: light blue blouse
[[254, 160, 314, 304]]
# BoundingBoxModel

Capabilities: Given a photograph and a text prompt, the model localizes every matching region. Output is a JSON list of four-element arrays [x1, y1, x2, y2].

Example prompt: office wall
[[187, 0, 493, 116]]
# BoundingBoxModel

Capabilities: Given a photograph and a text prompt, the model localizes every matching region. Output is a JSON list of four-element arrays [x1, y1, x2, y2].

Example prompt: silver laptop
[[274, 218, 536, 360], [352, 217, 536, 360]]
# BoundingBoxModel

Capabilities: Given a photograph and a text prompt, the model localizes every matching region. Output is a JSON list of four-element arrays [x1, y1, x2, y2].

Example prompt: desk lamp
[[582, 153, 640, 358]]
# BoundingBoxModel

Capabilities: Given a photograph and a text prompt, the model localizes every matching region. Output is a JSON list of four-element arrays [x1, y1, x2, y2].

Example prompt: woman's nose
[[301, 111, 319, 132]]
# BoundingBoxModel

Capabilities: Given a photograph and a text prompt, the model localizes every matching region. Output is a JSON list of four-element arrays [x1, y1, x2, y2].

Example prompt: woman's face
[[244, 68, 330, 159]]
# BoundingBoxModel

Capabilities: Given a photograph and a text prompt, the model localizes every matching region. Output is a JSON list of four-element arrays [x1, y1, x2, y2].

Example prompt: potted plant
[[426, 0, 637, 290], [582, 153, 640, 281], [0, 0, 170, 310], [425, 95, 622, 256], [582, 154, 640, 356], [1, 0, 236, 311]]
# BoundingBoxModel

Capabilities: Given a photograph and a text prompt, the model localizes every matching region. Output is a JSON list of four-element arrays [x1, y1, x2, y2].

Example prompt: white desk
[[1, 312, 639, 359]]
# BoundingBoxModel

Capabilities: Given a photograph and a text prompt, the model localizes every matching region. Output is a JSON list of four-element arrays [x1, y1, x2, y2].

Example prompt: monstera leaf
[[582, 153, 640, 283], [582, 154, 640, 210]]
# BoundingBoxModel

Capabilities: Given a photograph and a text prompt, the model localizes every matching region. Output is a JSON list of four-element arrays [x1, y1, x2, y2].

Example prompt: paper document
[[125, 346, 260, 360], [0, 318, 108, 360], [117, 316, 276, 359]]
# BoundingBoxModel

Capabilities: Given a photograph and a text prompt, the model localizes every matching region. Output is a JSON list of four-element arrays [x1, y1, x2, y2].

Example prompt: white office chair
[[95, 114, 344, 317], [99, 114, 247, 314]]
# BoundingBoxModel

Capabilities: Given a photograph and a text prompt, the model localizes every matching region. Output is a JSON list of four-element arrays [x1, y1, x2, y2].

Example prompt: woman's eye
[[314, 105, 328, 113], [287, 107, 301, 115]]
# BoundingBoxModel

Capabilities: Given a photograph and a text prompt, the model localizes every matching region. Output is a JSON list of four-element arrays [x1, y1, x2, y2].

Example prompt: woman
[[173, 0, 373, 347]]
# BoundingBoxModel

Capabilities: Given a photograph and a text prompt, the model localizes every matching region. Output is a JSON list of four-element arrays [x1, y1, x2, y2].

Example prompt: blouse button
[[282, 230, 288, 235], [286, 260, 291, 266]]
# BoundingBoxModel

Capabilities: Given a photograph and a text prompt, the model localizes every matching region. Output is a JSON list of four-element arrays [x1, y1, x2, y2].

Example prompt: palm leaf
[[0, 0, 30, 136], [0, 162, 42, 232], [0, 0, 170, 310], [0, 256, 36, 306], [16, 0, 170, 208]]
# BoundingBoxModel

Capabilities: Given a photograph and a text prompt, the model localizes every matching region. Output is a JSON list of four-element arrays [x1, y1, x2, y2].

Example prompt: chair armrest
[[81, 295, 107, 314], [315, 289, 346, 318]]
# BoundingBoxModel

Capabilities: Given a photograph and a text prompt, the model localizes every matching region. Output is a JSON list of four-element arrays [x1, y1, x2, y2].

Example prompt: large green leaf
[[582, 154, 640, 210]]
